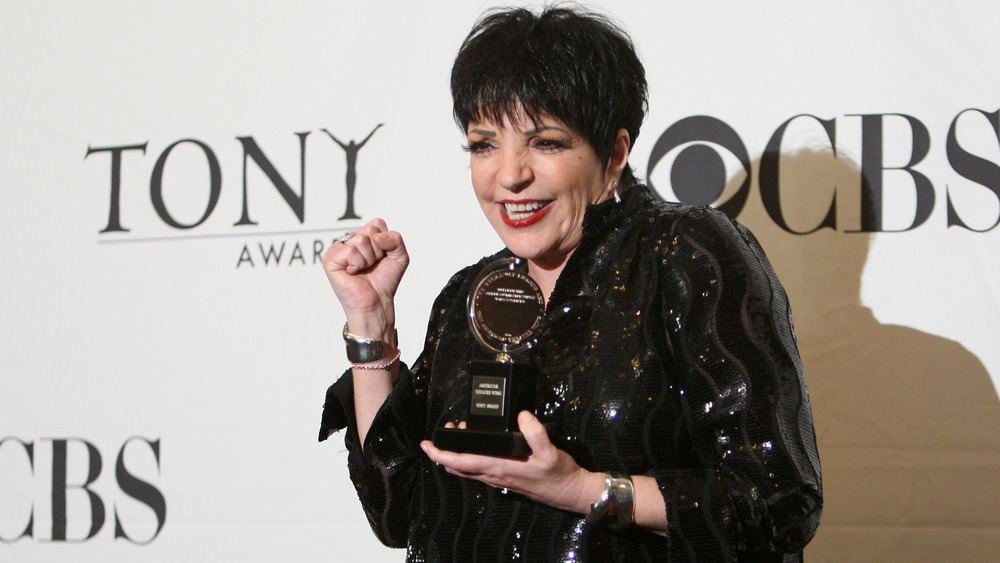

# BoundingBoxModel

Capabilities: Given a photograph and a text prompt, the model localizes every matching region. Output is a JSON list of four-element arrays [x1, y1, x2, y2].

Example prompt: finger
[[324, 233, 375, 272], [334, 218, 387, 267], [363, 217, 388, 233], [322, 237, 352, 272], [342, 234, 380, 274], [518, 411, 555, 460], [372, 231, 409, 269], [421, 440, 461, 468], [421, 441, 489, 476], [347, 218, 386, 240]]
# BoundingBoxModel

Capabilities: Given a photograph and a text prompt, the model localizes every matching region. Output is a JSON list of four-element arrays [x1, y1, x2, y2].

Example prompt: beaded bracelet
[[351, 348, 400, 371]]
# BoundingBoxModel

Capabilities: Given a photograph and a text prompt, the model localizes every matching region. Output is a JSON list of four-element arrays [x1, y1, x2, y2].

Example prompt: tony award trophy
[[433, 257, 544, 457]]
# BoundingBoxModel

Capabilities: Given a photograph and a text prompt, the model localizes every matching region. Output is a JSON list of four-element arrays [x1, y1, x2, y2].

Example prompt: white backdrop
[[2, 1, 999, 561]]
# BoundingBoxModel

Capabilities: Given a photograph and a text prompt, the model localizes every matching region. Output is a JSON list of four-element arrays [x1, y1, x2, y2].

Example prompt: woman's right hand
[[322, 218, 409, 342]]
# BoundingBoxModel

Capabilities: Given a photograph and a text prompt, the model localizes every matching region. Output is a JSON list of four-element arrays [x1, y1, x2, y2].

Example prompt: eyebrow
[[525, 125, 567, 135], [467, 125, 569, 137]]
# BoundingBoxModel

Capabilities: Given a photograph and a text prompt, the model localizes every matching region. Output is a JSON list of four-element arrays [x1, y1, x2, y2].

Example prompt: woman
[[319, 6, 821, 562]]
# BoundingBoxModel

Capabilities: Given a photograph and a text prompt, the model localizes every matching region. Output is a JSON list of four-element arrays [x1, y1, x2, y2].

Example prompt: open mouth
[[501, 200, 552, 227]]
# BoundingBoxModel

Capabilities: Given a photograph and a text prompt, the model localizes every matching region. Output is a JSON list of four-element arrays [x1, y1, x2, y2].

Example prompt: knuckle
[[537, 453, 557, 471]]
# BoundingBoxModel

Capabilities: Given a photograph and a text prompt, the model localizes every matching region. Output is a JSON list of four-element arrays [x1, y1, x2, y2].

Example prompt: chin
[[492, 223, 578, 264], [498, 238, 541, 260], [502, 241, 567, 265], [502, 242, 537, 260]]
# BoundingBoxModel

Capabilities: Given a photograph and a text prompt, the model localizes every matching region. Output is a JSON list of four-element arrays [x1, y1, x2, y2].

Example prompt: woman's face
[[466, 113, 615, 268]]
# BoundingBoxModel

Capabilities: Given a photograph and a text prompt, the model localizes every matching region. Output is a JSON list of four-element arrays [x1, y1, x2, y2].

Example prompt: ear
[[605, 128, 631, 186]]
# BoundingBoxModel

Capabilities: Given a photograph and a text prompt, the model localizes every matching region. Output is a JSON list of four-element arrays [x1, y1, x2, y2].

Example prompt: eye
[[463, 139, 496, 155], [531, 137, 569, 152]]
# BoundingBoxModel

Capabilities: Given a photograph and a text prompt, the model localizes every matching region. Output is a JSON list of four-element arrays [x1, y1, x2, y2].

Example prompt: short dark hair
[[451, 5, 648, 187]]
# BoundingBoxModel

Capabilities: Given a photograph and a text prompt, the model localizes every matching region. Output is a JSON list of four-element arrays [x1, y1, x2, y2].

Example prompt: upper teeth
[[505, 201, 546, 215]]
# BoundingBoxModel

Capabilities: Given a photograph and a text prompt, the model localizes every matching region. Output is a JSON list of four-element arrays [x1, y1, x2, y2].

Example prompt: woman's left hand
[[420, 411, 601, 514]]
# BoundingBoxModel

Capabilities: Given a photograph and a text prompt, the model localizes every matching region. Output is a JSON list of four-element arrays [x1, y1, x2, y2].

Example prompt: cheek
[[469, 164, 492, 201], [471, 182, 492, 207], [579, 172, 608, 204], [470, 179, 497, 219]]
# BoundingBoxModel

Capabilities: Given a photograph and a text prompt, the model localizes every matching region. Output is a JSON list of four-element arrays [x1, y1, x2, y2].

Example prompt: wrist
[[575, 470, 607, 515], [351, 348, 401, 371], [585, 471, 635, 532], [343, 323, 398, 364], [343, 312, 396, 348]]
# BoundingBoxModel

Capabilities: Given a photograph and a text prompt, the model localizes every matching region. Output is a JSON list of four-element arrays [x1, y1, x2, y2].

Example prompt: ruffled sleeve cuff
[[318, 369, 354, 442]]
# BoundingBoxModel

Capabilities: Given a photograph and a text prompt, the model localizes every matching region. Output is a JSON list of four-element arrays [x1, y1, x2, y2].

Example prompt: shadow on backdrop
[[717, 148, 1000, 561]]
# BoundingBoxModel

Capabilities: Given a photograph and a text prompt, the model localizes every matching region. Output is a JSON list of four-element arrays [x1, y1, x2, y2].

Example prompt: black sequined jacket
[[319, 185, 822, 562]]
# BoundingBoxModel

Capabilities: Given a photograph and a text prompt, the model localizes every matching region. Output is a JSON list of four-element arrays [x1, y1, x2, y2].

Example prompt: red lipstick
[[499, 200, 552, 227]]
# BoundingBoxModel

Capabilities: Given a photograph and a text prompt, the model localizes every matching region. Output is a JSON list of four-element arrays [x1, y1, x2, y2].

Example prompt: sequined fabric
[[320, 185, 822, 562]]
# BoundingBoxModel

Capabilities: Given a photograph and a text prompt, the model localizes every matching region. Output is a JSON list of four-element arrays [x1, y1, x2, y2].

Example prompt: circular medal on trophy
[[469, 257, 545, 362]]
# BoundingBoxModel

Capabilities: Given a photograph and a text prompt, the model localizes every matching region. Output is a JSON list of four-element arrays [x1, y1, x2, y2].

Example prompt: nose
[[497, 149, 532, 192]]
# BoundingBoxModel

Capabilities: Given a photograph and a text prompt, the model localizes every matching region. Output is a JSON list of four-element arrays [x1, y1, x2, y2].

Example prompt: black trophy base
[[433, 427, 531, 458]]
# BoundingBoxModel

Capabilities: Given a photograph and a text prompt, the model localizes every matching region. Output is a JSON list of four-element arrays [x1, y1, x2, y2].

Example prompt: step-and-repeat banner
[[3, 2, 998, 561]]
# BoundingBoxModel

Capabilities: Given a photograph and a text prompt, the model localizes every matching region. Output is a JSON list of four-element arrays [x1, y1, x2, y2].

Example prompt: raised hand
[[323, 218, 409, 340]]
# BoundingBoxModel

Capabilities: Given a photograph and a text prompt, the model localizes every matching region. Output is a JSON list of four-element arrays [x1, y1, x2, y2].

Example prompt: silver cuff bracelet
[[586, 471, 635, 532]]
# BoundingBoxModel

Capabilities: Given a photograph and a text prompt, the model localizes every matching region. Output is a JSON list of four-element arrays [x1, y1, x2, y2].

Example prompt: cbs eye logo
[[646, 109, 1000, 233]]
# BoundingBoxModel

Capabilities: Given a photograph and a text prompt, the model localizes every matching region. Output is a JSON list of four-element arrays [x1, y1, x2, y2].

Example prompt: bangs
[[452, 22, 577, 133], [463, 93, 560, 134], [451, 6, 647, 184]]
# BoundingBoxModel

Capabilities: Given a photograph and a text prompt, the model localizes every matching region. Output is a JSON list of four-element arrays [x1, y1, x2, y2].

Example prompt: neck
[[527, 251, 573, 305]]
